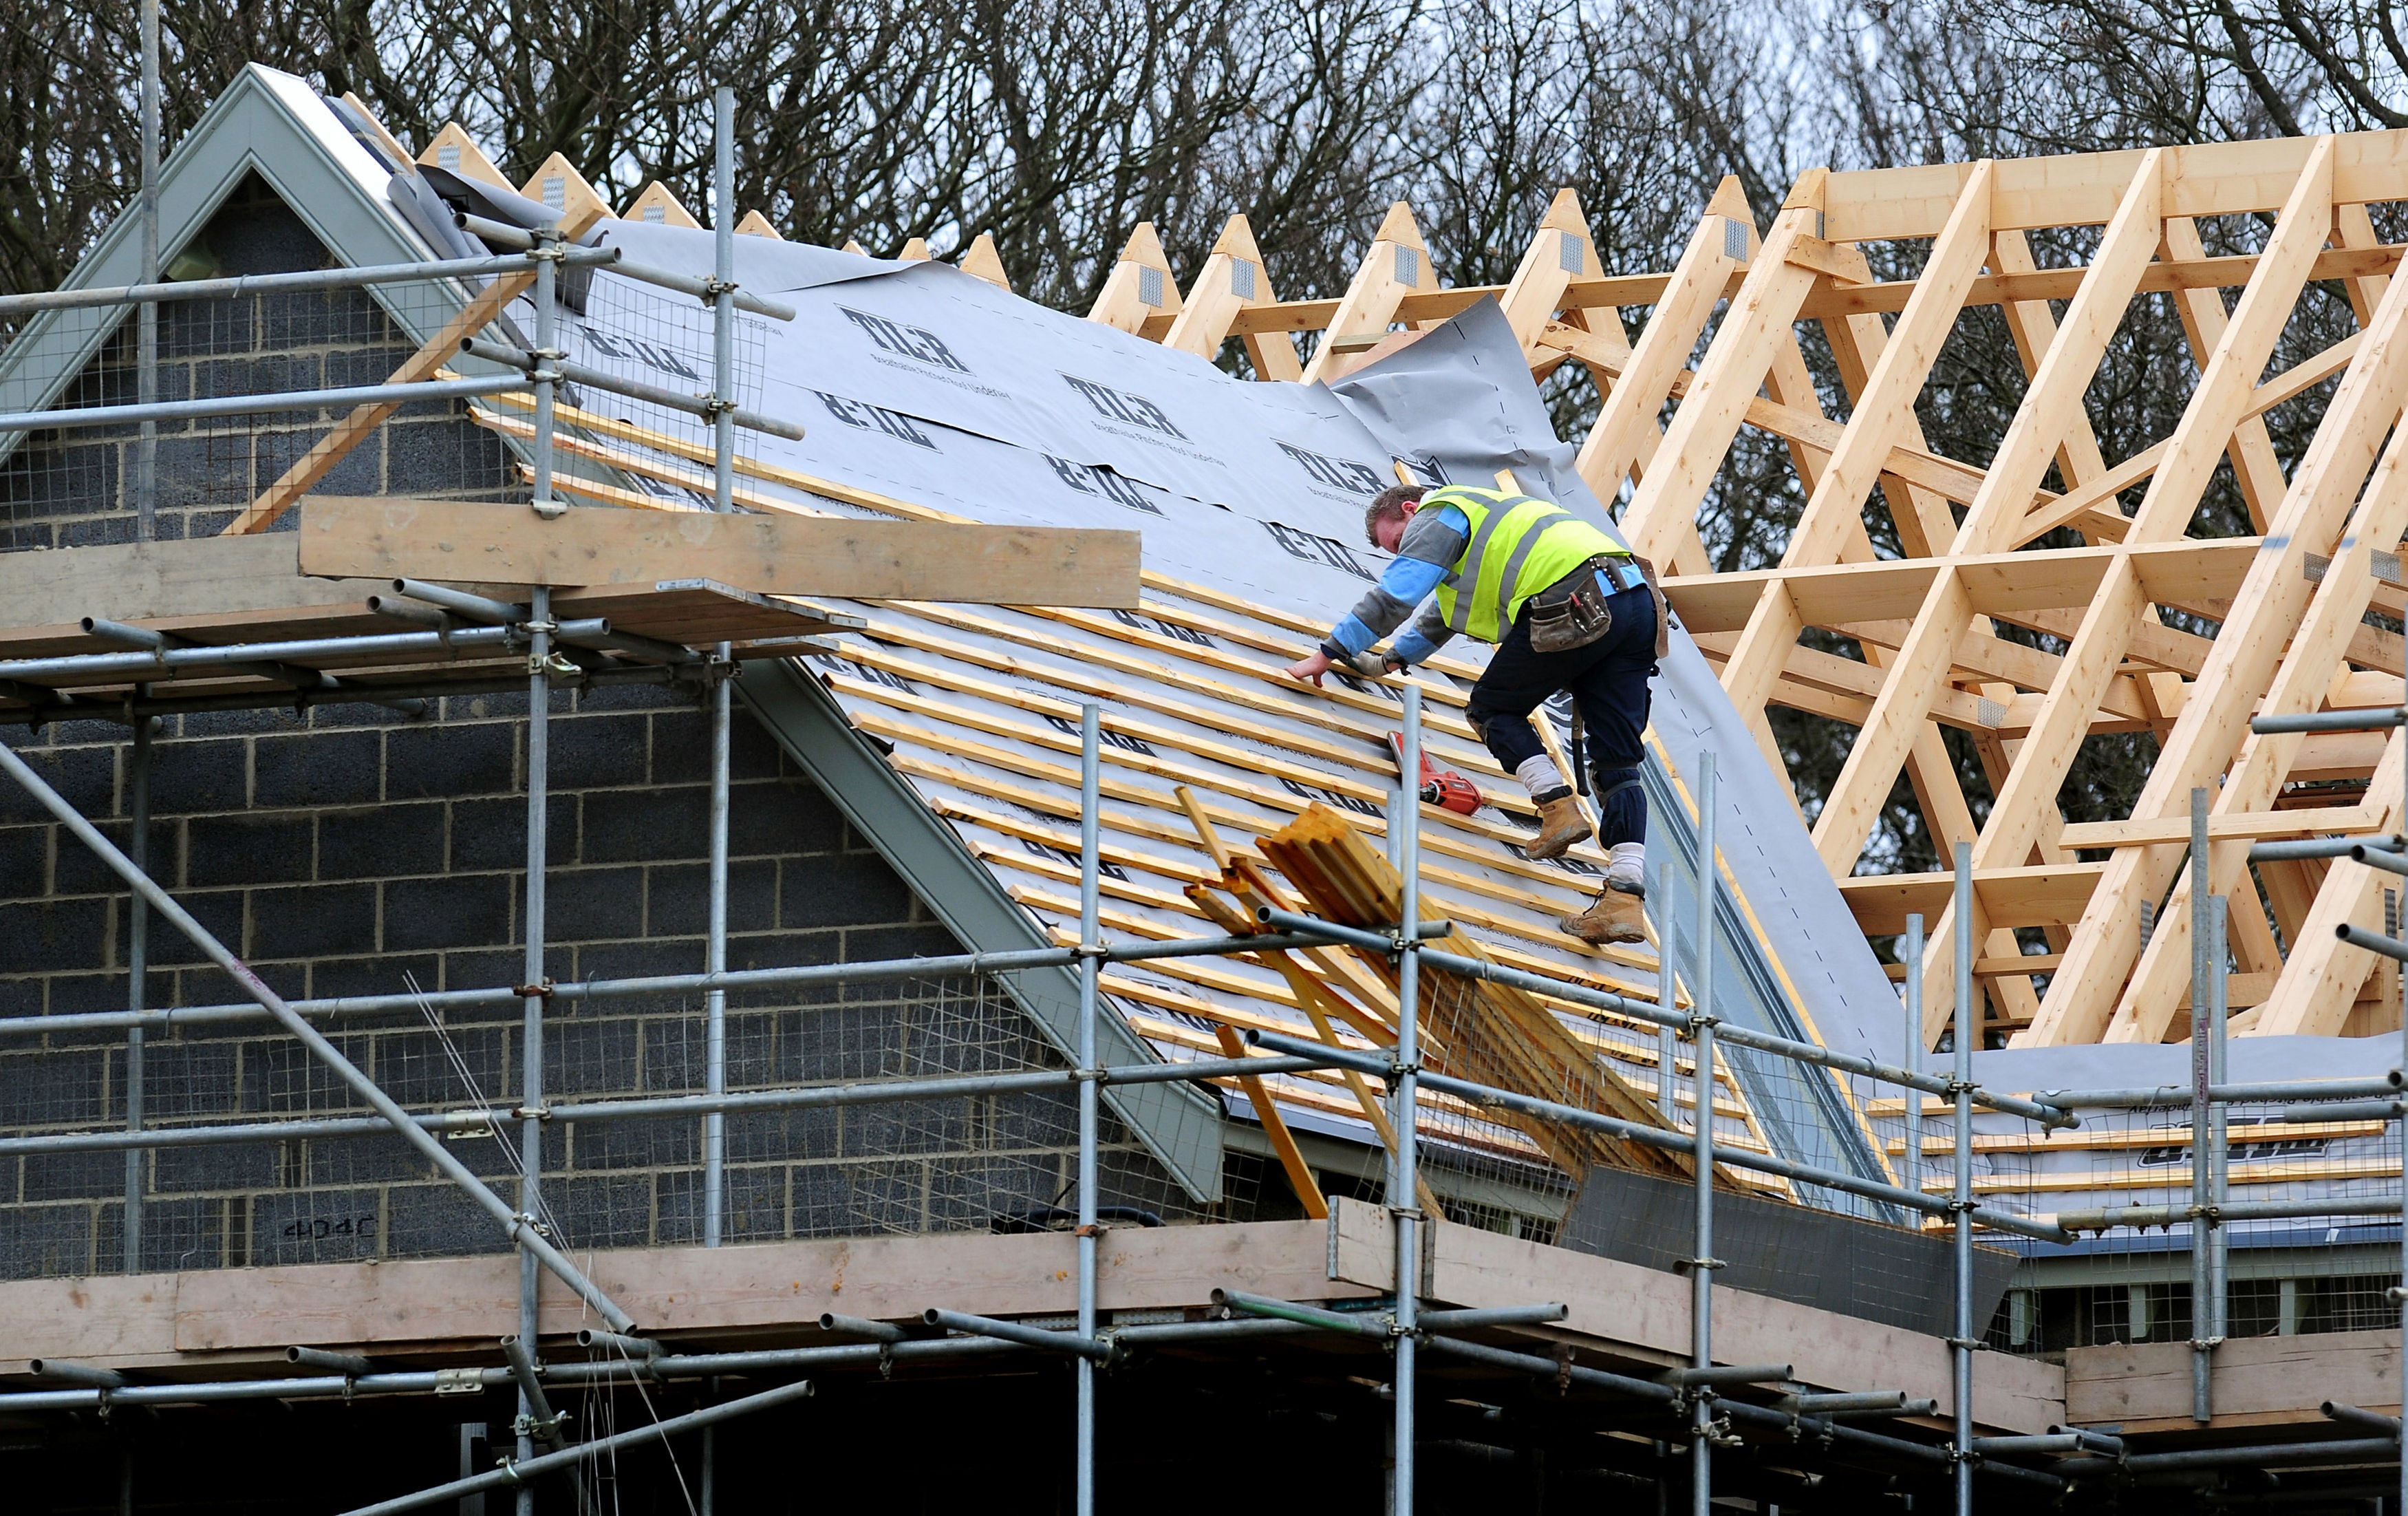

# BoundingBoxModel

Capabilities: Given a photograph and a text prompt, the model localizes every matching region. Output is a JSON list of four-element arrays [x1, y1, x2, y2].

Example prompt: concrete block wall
[[0, 173, 518, 551], [0, 684, 1218, 1279]]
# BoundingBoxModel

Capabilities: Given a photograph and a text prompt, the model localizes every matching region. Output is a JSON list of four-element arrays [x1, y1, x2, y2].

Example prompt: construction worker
[[1283, 483, 1667, 945]]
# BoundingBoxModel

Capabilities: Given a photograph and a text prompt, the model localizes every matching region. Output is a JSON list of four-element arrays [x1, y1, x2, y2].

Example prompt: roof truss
[[1088, 134, 2408, 1052]]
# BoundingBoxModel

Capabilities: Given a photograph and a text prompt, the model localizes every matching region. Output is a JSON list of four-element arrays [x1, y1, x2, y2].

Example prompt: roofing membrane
[[447, 200, 1911, 1201]]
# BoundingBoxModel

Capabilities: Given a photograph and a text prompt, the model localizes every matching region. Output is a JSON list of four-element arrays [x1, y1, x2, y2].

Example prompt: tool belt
[[1525, 554, 1669, 658]]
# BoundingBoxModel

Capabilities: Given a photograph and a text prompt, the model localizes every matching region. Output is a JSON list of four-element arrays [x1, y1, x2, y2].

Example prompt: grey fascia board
[[737, 656, 1225, 1202], [0, 65, 485, 471], [1220, 1113, 1569, 1224]]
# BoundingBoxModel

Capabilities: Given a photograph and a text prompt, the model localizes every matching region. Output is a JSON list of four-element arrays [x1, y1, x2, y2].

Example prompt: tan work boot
[[1561, 884, 1646, 946], [1525, 791, 1593, 861]]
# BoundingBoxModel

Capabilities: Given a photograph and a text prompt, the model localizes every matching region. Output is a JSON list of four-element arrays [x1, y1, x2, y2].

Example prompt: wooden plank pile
[[1254, 802, 1695, 1184]]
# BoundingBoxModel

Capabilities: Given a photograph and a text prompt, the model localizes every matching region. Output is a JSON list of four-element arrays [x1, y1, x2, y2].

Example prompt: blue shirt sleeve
[[1326, 555, 1451, 656]]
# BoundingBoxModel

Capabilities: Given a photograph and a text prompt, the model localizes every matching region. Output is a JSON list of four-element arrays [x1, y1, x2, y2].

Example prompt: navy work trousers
[[1461, 584, 1656, 848]]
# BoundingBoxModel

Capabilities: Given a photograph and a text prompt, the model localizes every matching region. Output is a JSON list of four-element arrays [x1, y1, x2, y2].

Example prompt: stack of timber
[[1256, 802, 1699, 1186]]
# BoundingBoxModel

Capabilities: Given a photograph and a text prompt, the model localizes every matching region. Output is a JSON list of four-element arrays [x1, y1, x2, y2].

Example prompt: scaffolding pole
[[1655, 877, 1678, 1125], [2207, 891, 2230, 1409], [1242, 1032, 2073, 1244], [2050, 1074, 2405, 1109], [0, 374, 534, 436], [0, 1049, 1348, 1160], [2396, 720, 2408, 1516], [121, 707, 150, 1272], [702, 83, 738, 1516], [134, 0, 159, 544], [2059, 1193, 2403, 1229], [0, 248, 621, 319], [1076, 703, 1103, 1516], [2190, 788, 2217, 1423], [1416, 1334, 2066, 1491], [0, 618, 614, 685], [0, 926, 1376, 1043], [1688, 750, 1717, 1515], [0, 661, 702, 731], [0, 1338, 1028, 1416], [1950, 840, 1973, 1516], [1903, 912, 1923, 1204], [1379, 936, 2072, 1127], [515, 579, 553, 1515], [1392, 685, 1424, 1516], [711, 83, 738, 519]]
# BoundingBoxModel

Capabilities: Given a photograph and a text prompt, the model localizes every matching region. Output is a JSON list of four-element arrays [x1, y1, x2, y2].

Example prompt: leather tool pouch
[[1526, 559, 1617, 654], [1630, 553, 1670, 659]]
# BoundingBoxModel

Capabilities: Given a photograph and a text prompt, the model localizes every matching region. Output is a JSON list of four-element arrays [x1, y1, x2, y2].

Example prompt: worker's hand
[[1283, 650, 1334, 687], [1346, 649, 1404, 679]]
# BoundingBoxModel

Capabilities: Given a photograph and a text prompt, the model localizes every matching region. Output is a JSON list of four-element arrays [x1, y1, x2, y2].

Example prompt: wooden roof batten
[[1083, 128, 2408, 1053]]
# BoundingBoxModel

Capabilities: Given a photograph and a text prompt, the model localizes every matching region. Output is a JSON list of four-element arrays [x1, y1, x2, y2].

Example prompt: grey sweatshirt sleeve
[[1401, 599, 1456, 659], [1320, 506, 1468, 655]]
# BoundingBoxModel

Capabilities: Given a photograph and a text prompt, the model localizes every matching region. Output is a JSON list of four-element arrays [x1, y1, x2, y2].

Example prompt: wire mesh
[[0, 970, 1262, 1280], [0, 275, 522, 551], [460, 264, 773, 513], [1972, 1094, 2405, 1357], [559, 972, 1237, 1243], [540, 268, 768, 506]]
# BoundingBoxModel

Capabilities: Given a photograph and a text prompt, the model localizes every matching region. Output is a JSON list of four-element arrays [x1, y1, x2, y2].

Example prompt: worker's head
[[1363, 485, 1426, 553]]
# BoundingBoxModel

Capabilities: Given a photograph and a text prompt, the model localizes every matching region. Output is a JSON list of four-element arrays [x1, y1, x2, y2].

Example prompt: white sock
[[1516, 754, 1567, 800], [1609, 842, 1645, 891]]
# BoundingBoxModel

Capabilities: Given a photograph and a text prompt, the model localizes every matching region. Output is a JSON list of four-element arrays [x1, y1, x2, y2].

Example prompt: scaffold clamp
[[513, 1410, 570, 1441]]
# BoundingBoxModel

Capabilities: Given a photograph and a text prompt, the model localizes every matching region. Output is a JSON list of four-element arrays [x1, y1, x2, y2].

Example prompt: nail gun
[[1388, 732, 1483, 815]]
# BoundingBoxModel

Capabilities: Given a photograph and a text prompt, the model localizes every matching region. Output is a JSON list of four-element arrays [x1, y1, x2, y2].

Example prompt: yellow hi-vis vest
[[1426, 486, 1631, 644]]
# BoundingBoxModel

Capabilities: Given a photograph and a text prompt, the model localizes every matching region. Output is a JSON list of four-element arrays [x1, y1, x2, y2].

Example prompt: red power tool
[[1388, 733, 1483, 815]]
